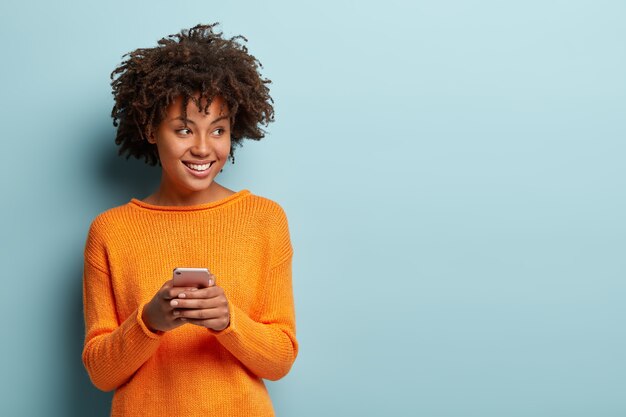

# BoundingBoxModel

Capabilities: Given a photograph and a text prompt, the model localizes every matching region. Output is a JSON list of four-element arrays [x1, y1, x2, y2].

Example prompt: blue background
[[1, 1, 625, 415]]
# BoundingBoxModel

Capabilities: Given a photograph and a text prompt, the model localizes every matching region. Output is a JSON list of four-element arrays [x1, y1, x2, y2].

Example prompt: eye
[[176, 128, 192, 136], [212, 128, 226, 136]]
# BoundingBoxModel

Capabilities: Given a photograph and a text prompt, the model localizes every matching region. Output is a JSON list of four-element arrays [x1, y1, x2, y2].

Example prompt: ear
[[147, 131, 157, 144]]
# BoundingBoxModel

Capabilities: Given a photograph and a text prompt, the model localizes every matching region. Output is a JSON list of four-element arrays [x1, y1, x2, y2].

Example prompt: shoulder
[[245, 193, 293, 265], [85, 202, 141, 248], [88, 203, 135, 233], [244, 192, 290, 225], [84, 203, 140, 267]]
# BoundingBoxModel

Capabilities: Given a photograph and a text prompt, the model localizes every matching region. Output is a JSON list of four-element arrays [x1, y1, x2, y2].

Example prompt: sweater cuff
[[135, 302, 164, 339], [207, 300, 267, 347]]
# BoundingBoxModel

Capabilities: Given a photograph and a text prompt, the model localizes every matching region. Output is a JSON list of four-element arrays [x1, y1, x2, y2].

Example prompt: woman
[[82, 23, 297, 417]]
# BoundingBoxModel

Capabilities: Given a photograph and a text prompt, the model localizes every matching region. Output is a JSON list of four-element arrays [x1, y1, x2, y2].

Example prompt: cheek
[[218, 138, 232, 158], [155, 142, 184, 170], [155, 144, 173, 163]]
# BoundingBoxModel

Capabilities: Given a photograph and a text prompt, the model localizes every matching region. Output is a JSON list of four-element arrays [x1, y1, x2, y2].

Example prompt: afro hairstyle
[[110, 23, 275, 165]]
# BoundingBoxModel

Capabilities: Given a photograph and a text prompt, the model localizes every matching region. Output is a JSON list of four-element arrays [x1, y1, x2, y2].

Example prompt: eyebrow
[[169, 115, 230, 125]]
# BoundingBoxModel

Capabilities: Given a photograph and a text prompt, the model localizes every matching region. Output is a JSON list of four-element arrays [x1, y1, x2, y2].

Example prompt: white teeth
[[185, 162, 212, 171]]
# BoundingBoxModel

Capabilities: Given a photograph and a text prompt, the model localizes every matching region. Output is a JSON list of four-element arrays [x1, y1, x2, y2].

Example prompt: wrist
[[141, 303, 163, 335]]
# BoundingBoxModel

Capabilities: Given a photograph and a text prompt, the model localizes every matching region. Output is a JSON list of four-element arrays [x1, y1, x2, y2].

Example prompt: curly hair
[[110, 23, 275, 166]]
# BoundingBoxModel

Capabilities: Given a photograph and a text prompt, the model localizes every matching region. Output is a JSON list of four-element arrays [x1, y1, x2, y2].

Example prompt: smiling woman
[[145, 95, 233, 206], [81, 23, 297, 417]]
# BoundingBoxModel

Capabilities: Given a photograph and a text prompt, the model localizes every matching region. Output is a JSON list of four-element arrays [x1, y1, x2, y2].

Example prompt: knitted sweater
[[82, 190, 297, 417]]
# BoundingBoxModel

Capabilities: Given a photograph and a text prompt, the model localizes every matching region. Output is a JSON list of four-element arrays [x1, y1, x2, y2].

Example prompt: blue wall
[[1, 1, 625, 415]]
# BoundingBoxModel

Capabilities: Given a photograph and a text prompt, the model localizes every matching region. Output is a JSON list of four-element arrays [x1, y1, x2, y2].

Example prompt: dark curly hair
[[110, 23, 275, 166]]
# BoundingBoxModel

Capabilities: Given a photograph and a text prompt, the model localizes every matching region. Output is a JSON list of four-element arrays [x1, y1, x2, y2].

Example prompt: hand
[[142, 279, 196, 333], [170, 274, 231, 331]]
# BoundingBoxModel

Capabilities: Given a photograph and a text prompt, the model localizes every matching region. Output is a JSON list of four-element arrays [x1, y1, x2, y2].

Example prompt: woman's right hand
[[141, 279, 191, 333]]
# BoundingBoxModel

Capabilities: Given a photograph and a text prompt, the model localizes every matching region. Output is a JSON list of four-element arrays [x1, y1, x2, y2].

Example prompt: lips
[[183, 161, 214, 172], [180, 160, 216, 179], [183, 162, 213, 172]]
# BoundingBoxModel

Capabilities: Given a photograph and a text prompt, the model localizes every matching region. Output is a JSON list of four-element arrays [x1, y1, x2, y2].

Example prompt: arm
[[81, 227, 163, 392], [209, 257, 298, 381], [209, 205, 297, 380]]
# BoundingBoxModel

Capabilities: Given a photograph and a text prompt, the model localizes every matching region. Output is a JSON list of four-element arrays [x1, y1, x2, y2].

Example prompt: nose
[[190, 134, 213, 158]]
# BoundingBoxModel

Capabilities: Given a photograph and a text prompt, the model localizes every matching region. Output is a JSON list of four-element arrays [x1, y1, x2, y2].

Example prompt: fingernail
[[173, 310, 180, 316], [190, 288, 198, 292], [178, 293, 186, 298], [171, 300, 178, 307], [209, 279, 214, 286]]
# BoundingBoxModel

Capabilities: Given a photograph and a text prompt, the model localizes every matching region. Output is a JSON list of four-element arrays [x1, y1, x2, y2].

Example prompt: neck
[[145, 181, 230, 206]]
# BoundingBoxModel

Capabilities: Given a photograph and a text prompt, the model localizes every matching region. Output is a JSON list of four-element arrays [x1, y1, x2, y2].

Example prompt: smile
[[183, 162, 214, 172]]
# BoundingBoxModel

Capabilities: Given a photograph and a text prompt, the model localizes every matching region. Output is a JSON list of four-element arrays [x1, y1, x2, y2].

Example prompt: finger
[[157, 280, 174, 299], [172, 310, 186, 319], [162, 286, 192, 300], [186, 317, 230, 331], [170, 297, 224, 310], [168, 316, 188, 328], [171, 287, 201, 298], [177, 286, 224, 299], [176, 306, 227, 320]]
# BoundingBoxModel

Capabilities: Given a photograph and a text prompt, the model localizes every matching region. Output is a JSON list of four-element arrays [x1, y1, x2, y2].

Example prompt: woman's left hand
[[170, 275, 231, 331]]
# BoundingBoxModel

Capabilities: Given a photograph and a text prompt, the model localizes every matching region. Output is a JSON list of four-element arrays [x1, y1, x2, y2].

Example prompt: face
[[148, 95, 231, 202]]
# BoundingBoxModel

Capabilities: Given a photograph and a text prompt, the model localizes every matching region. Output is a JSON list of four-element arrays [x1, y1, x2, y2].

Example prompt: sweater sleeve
[[207, 207, 298, 381], [81, 222, 163, 392]]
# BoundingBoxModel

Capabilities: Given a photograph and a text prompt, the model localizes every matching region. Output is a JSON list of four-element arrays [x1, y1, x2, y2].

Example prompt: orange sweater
[[82, 190, 297, 417]]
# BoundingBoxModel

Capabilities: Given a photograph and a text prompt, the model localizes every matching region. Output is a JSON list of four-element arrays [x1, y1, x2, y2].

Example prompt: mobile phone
[[172, 267, 212, 288]]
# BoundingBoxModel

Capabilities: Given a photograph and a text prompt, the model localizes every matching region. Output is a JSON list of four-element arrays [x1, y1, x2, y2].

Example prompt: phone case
[[172, 267, 211, 288]]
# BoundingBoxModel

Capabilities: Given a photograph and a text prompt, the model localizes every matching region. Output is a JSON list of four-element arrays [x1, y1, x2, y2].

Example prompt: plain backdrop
[[1, 1, 625, 416]]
